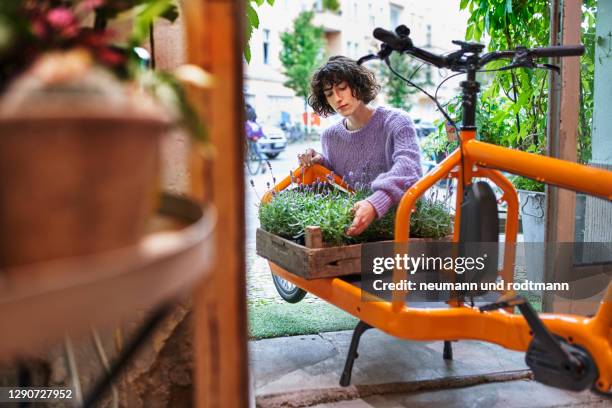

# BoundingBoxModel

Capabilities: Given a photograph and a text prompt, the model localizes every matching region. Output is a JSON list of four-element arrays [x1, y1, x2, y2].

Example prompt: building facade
[[244, 0, 468, 127]]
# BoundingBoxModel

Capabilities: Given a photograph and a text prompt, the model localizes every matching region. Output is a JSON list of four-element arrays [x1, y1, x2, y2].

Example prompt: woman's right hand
[[297, 148, 323, 167]]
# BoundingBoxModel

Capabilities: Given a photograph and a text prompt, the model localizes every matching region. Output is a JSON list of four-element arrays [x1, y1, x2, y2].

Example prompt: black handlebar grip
[[373, 27, 409, 51], [531, 45, 585, 58]]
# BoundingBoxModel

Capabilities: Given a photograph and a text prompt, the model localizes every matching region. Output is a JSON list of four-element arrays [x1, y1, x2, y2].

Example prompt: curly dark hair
[[308, 56, 380, 117]]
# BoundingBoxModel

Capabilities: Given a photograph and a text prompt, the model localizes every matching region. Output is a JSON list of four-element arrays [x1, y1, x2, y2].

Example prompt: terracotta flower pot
[[0, 50, 173, 267], [0, 114, 170, 267]]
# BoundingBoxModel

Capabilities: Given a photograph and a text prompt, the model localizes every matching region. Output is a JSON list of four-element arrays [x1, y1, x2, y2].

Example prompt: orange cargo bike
[[259, 25, 612, 394]]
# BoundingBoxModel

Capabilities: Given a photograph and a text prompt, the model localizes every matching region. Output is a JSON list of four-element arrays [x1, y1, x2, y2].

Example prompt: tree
[[322, 0, 341, 13], [245, 0, 275, 62], [379, 52, 433, 112], [279, 11, 325, 124]]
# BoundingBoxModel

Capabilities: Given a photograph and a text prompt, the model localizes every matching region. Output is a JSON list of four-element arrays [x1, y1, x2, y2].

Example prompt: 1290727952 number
[[2, 387, 73, 402]]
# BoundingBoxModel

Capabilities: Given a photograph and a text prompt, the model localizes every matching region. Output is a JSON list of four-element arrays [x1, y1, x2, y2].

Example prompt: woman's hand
[[297, 148, 323, 167], [346, 200, 377, 236]]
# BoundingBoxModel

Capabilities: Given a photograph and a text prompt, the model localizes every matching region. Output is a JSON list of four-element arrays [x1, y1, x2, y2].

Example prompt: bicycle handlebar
[[371, 25, 584, 70], [374, 27, 450, 68], [529, 45, 585, 58], [373, 27, 411, 51]]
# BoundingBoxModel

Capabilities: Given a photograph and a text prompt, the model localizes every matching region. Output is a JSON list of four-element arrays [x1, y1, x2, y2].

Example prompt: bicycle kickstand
[[340, 321, 372, 387]]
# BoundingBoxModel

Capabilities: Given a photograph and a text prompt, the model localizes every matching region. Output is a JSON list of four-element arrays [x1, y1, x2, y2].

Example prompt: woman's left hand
[[347, 200, 377, 236]]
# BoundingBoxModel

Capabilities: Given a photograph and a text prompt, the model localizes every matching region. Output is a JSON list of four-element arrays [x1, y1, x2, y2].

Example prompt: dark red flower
[[96, 47, 126, 67], [78, 28, 112, 47], [31, 17, 48, 38]]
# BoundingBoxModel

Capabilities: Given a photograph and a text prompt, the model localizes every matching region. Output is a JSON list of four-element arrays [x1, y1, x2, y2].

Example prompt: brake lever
[[357, 54, 378, 65], [357, 44, 394, 66], [378, 43, 393, 60], [496, 63, 521, 71], [538, 63, 560, 74], [496, 62, 560, 74], [508, 48, 560, 74]]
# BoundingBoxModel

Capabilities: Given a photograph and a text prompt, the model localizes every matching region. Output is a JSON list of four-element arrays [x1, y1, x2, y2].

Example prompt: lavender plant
[[258, 182, 452, 246]]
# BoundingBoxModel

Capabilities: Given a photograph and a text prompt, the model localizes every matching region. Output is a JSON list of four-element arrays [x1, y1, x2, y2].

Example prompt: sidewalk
[[250, 329, 608, 408], [247, 141, 325, 306]]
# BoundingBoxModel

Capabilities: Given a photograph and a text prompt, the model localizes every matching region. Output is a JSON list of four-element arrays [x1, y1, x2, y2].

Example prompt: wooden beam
[[182, 0, 248, 407], [544, 0, 582, 312], [546, 0, 581, 243]]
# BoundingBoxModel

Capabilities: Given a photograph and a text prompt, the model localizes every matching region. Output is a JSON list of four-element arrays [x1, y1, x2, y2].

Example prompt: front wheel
[[271, 273, 306, 303], [245, 140, 263, 175]]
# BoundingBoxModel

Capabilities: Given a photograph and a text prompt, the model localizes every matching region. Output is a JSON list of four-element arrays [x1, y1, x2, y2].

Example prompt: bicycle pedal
[[526, 335, 597, 391], [516, 299, 598, 391]]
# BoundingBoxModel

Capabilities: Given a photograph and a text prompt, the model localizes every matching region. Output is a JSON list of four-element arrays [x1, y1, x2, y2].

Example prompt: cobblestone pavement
[[246, 140, 323, 305]]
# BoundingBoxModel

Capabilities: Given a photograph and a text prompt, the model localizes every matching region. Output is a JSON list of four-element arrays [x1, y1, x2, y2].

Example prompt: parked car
[[414, 119, 436, 138], [256, 123, 287, 159]]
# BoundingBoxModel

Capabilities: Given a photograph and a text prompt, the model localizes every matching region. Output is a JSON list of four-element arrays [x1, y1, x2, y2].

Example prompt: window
[[347, 41, 352, 57], [267, 95, 294, 124], [426, 24, 432, 47], [390, 5, 402, 29], [368, 3, 375, 26], [263, 29, 270, 65], [354, 43, 359, 58]]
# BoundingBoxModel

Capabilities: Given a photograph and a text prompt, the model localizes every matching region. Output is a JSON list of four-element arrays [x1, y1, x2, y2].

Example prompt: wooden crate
[[256, 227, 365, 279], [256, 227, 452, 280]]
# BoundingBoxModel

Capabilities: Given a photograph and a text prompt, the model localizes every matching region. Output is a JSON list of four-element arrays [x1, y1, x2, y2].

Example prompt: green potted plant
[[419, 96, 461, 172], [510, 175, 545, 238], [0, 0, 205, 266], [420, 123, 458, 166]]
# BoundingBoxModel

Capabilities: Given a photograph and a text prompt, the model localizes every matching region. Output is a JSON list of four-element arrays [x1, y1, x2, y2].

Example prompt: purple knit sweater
[[318, 106, 422, 218]]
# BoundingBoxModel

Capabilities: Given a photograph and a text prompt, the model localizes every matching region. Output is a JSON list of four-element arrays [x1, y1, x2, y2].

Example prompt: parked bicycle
[[284, 123, 306, 144], [245, 120, 265, 175]]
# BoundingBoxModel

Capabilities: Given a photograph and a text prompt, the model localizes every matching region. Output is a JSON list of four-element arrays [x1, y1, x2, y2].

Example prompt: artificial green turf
[[248, 295, 542, 340], [248, 299, 359, 340]]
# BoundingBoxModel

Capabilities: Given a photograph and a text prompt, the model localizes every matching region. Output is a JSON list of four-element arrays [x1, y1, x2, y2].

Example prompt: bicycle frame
[[264, 128, 612, 393]]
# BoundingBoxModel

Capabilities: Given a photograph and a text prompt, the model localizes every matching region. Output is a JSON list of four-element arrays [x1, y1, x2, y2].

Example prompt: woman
[[299, 55, 422, 236]]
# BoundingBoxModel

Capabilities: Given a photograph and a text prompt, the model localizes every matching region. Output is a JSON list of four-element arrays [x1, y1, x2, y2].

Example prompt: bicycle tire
[[271, 273, 306, 303], [246, 140, 264, 175]]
